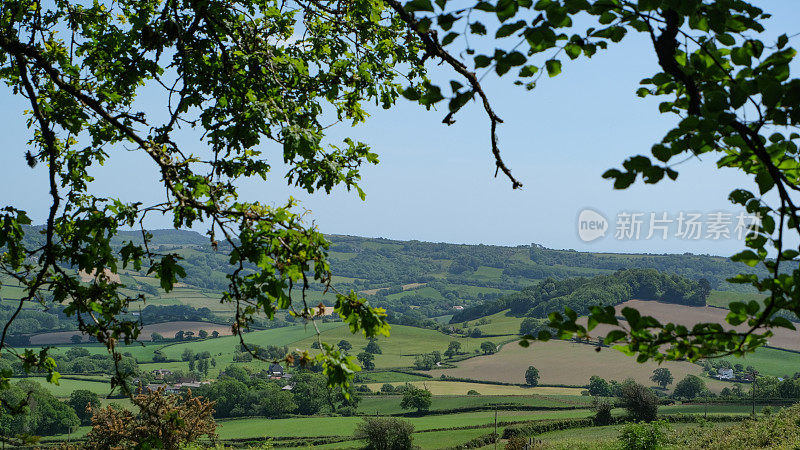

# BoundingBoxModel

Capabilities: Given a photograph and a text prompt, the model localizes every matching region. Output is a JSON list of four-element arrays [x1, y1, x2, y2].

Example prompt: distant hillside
[[3, 228, 765, 335]]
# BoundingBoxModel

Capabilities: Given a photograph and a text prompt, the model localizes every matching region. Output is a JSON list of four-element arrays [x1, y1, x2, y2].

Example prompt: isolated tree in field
[[673, 375, 707, 400], [525, 366, 540, 386], [618, 381, 659, 423], [181, 349, 194, 362], [338, 340, 353, 353], [400, 385, 432, 414], [651, 368, 674, 390], [357, 352, 376, 371], [445, 341, 461, 358], [365, 338, 383, 355], [381, 383, 395, 394], [588, 376, 612, 397], [354, 417, 415, 450], [174, 331, 185, 342], [68, 389, 100, 426], [70, 334, 82, 344], [480, 341, 497, 355], [198, 330, 208, 339], [150, 333, 164, 342], [211, 331, 220, 339]]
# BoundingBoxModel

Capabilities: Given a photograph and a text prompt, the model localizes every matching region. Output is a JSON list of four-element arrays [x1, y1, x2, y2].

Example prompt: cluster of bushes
[[0, 303, 75, 336], [138, 304, 221, 324], [413, 351, 442, 370], [0, 380, 82, 437], [0, 348, 138, 377], [196, 366, 359, 418]]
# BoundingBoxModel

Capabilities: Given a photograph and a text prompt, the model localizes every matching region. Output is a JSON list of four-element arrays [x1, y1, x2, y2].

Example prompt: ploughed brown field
[[597, 300, 800, 352], [29, 320, 233, 345], [428, 339, 731, 392]]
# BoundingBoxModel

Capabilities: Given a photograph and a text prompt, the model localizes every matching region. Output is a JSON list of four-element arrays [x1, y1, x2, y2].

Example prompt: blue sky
[[0, 2, 796, 256]]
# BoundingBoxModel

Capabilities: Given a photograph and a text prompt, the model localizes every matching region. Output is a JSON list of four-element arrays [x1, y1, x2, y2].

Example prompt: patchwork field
[[30, 321, 234, 345]]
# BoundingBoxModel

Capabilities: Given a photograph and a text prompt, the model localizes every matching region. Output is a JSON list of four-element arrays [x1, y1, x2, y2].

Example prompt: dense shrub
[[353, 417, 414, 450], [618, 420, 670, 450], [619, 381, 659, 422]]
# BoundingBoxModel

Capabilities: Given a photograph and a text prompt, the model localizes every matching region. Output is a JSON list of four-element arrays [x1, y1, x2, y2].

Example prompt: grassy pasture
[[294, 324, 486, 369], [308, 428, 494, 449], [661, 403, 772, 415], [357, 370, 432, 383], [18, 376, 114, 398], [428, 339, 733, 393], [159, 322, 344, 360], [707, 290, 767, 308], [357, 394, 587, 415], [215, 409, 593, 440], [535, 420, 740, 448], [455, 309, 523, 336], [718, 346, 800, 377]]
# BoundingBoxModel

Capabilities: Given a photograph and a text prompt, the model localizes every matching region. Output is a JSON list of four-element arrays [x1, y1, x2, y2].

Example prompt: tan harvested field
[[359, 282, 426, 295], [429, 339, 731, 393], [600, 300, 800, 351], [365, 380, 583, 396], [77, 268, 121, 284], [30, 321, 232, 344]]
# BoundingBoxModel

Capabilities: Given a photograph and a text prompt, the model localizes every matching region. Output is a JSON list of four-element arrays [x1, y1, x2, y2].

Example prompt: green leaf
[[604, 329, 628, 344], [731, 250, 761, 267], [777, 34, 789, 49], [404, 0, 434, 13], [441, 32, 459, 46], [474, 55, 492, 69], [470, 22, 487, 35], [519, 65, 538, 77], [545, 59, 561, 77]]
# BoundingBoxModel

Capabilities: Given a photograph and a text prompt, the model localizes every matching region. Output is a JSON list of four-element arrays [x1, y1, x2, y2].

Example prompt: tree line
[[452, 269, 710, 323]]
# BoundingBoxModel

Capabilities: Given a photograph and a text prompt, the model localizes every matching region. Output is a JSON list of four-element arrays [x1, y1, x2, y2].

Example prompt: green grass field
[[294, 324, 487, 369], [16, 376, 114, 398], [707, 290, 767, 308], [536, 420, 740, 448], [215, 409, 593, 440], [661, 403, 773, 415], [357, 394, 590, 415], [455, 309, 523, 336], [717, 346, 800, 378], [357, 370, 432, 383]]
